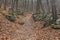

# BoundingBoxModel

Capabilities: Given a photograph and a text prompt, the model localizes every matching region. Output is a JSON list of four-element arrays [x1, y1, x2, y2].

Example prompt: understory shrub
[[15, 9, 24, 15], [8, 8, 14, 15]]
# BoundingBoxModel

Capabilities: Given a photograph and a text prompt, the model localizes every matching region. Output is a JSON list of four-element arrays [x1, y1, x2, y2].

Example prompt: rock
[[56, 19, 60, 25], [5, 15, 16, 22], [33, 13, 41, 21], [51, 24, 60, 29]]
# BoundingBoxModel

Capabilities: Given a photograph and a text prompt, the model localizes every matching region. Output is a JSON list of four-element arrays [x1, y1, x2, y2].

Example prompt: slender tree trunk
[[23, 0, 24, 10], [11, 0, 14, 15], [23, 0, 26, 11], [15, 0, 18, 13], [0, 0, 2, 8], [4, 0, 7, 10], [36, 0, 40, 13], [24, 0, 27, 11], [51, 0, 57, 21], [31, 0, 33, 11], [46, 0, 50, 13], [27, 0, 29, 11]]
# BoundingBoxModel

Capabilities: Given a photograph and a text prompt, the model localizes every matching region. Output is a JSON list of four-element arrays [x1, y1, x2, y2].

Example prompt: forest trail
[[0, 13, 60, 40]]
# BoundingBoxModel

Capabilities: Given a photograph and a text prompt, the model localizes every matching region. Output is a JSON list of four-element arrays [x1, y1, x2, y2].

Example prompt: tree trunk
[[0, 0, 2, 8], [51, 0, 57, 21], [46, 0, 50, 13], [27, 0, 29, 11], [31, 0, 33, 11], [36, 0, 41, 13], [11, 0, 14, 15], [15, 0, 18, 14], [4, 0, 7, 10]]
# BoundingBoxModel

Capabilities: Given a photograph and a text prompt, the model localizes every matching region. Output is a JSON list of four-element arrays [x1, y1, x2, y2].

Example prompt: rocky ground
[[0, 12, 60, 40]]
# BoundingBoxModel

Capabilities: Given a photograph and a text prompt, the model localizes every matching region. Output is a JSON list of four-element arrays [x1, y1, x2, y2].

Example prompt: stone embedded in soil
[[51, 25, 60, 29]]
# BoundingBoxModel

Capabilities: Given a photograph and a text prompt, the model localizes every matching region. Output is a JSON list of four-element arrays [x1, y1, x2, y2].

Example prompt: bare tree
[[11, 0, 15, 15], [51, 0, 57, 21], [24, 0, 26, 11], [4, 0, 7, 10], [31, 0, 33, 11], [46, 0, 50, 13], [36, 0, 41, 13], [27, 0, 29, 11], [0, 0, 2, 8], [15, 0, 18, 13], [36, 0, 45, 13]]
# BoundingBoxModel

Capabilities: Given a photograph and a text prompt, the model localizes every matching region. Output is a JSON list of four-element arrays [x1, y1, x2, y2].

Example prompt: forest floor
[[0, 10, 60, 40]]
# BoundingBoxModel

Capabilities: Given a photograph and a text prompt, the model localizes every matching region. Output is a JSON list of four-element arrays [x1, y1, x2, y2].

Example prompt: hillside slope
[[0, 13, 60, 40]]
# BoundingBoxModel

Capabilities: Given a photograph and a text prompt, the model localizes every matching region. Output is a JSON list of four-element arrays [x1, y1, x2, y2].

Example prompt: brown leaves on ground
[[0, 13, 60, 40]]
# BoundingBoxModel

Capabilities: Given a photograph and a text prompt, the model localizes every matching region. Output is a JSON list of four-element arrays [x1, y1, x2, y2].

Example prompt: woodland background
[[0, 0, 60, 40]]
